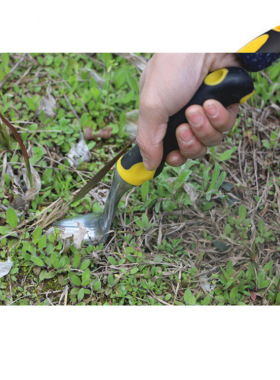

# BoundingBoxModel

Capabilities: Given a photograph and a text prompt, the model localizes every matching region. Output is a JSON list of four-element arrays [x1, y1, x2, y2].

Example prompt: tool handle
[[238, 25, 280, 53], [117, 67, 254, 186]]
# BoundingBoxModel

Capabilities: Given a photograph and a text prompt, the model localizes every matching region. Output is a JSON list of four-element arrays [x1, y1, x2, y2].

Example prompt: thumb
[[136, 118, 168, 171], [137, 102, 168, 171]]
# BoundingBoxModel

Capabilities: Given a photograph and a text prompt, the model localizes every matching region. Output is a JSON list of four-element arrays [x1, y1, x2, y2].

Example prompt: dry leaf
[[67, 136, 91, 168], [10, 196, 27, 211], [200, 275, 216, 292], [71, 222, 88, 248], [183, 183, 199, 203], [6, 164, 23, 189], [117, 53, 147, 72], [0, 257, 13, 279], [23, 166, 42, 201], [84, 127, 112, 140], [251, 291, 257, 301], [4, 164, 41, 208], [49, 222, 88, 249], [125, 109, 138, 140], [38, 85, 56, 118], [78, 68, 105, 88]]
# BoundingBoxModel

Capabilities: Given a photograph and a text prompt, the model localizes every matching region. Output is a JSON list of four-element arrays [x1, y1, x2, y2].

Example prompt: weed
[[0, 53, 280, 305]]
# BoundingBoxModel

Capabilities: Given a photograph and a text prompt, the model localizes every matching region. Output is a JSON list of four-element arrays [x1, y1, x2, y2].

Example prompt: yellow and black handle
[[238, 25, 280, 53], [117, 67, 254, 186]]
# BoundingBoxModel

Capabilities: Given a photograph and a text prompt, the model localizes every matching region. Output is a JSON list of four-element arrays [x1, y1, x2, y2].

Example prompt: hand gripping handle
[[117, 66, 254, 186]]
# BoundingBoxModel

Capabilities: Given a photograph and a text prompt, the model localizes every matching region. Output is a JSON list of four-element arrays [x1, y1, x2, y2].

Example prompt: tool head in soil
[[52, 167, 132, 245]]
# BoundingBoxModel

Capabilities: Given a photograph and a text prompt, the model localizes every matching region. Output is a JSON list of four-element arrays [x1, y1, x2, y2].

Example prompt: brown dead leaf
[[84, 127, 112, 140], [251, 291, 257, 301]]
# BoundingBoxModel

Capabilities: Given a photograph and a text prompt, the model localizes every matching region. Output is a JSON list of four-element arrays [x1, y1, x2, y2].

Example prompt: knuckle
[[182, 146, 207, 159], [214, 122, 234, 133], [136, 134, 150, 156], [205, 134, 223, 147], [227, 103, 240, 117], [136, 130, 160, 153], [213, 106, 238, 131], [194, 146, 208, 158], [179, 139, 204, 159], [194, 126, 223, 146], [139, 92, 162, 116]]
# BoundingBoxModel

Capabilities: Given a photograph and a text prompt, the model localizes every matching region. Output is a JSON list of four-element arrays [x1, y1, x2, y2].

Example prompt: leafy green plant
[[0, 53, 279, 306]]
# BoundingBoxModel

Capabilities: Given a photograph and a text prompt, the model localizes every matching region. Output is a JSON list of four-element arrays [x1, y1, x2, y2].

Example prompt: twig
[[8, 290, 62, 306], [252, 118, 259, 197], [8, 274, 13, 303], [45, 291, 54, 306], [15, 65, 32, 86], [148, 291, 171, 306], [63, 94, 80, 122], [1, 152, 7, 187], [173, 264, 182, 305], [0, 53, 27, 89]]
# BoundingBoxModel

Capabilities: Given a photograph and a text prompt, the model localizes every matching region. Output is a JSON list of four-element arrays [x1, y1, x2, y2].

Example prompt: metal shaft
[[98, 166, 133, 237]]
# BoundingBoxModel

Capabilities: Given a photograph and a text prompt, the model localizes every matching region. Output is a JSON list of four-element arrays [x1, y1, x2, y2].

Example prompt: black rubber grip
[[257, 28, 280, 52], [119, 67, 254, 182], [238, 26, 280, 53]]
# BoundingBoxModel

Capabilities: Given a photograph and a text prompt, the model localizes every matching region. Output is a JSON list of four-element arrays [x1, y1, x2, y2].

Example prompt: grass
[[0, 53, 280, 305]]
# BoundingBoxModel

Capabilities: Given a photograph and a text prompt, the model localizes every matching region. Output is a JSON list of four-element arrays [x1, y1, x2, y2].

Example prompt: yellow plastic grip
[[238, 25, 280, 52], [238, 34, 269, 53], [240, 90, 255, 104], [117, 158, 156, 186], [204, 68, 228, 86]]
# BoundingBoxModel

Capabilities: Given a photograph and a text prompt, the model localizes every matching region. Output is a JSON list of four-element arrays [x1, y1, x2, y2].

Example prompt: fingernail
[[178, 125, 195, 146], [205, 102, 218, 118], [188, 110, 202, 127], [143, 158, 153, 170], [140, 152, 153, 171]]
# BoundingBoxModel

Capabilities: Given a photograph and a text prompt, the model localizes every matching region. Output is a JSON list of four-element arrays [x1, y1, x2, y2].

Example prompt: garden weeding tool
[[54, 66, 254, 244], [238, 25, 280, 52]]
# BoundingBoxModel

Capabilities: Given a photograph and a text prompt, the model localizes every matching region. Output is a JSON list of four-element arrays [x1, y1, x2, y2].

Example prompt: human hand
[[137, 53, 241, 170]]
